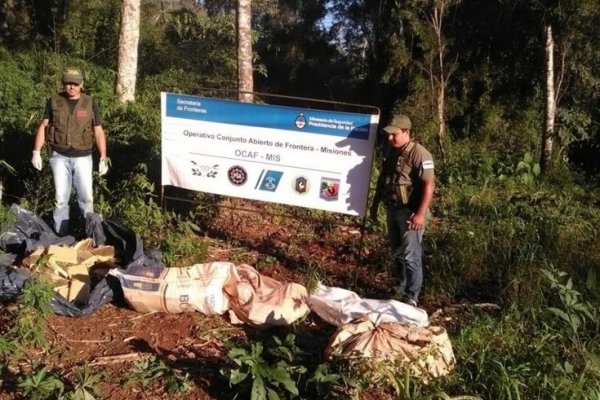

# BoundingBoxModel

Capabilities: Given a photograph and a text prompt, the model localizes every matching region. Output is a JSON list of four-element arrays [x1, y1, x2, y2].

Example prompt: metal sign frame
[[160, 87, 380, 255]]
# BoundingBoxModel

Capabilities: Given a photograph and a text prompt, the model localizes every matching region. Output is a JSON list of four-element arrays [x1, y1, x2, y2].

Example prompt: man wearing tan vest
[[31, 67, 108, 236], [370, 115, 435, 307]]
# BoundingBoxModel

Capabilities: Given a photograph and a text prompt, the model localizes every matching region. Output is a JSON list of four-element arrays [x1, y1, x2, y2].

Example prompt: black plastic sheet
[[0, 204, 75, 264], [86, 213, 143, 265], [0, 265, 121, 317], [50, 276, 122, 317], [0, 207, 160, 317], [0, 266, 29, 302]]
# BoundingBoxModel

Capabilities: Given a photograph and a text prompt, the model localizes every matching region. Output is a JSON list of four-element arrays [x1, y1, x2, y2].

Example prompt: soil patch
[[1, 201, 449, 399]]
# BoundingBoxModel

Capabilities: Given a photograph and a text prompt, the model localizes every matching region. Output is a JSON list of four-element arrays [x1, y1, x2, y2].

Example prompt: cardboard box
[[47, 245, 78, 265], [25, 241, 116, 305], [91, 246, 115, 258], [22, 248, 45, 268], [43, 272, 69, 287], [74, 238, 93, 253], [68, 279, 90, 303], [54, 284, 70, 300], [66, 264, 91, 303]]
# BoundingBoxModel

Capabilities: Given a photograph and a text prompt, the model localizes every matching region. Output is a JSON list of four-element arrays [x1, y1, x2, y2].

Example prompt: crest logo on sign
[[191, 161, 219, 178], [295, 113, 306, 129], [227, 165, 248, 186], [293, 176, 309, 194], [319, 177, 340, 201], [256, 170, 283, 192]]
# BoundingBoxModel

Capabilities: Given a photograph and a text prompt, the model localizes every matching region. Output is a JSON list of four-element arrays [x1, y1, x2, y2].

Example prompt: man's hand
[[98, 157, 109, 176], [409, 212, 426, 231], [31, 150, 42, 171]]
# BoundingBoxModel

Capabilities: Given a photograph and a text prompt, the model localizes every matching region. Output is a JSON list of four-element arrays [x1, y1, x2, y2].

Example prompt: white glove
[[98, 158, 109, 176], [31, 150, 43, 171]]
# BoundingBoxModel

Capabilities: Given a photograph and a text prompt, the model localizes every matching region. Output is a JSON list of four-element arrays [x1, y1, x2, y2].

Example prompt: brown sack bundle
[[110, 262, 235, 315], [224, 264, 310, 328], [326, 315, 455, 381]]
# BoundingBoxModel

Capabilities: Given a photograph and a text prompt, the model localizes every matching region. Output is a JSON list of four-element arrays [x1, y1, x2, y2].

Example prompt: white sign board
[[161, 92, 379, 216]]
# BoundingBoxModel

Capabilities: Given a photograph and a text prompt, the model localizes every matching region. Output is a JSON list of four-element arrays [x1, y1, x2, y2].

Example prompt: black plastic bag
[[0, 204, 75, 262], [0, 266, 29, 302], [105, 219, 144, 264], [0, 265, 122, 317], [123, 249, 165, 278], [85, 212, 106, 247], [50, 275, 123, 317]]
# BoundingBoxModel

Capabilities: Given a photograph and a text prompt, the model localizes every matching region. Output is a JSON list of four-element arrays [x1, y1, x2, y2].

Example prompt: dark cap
[[62, 67, 84, 84], [382, 114, 412, 133]]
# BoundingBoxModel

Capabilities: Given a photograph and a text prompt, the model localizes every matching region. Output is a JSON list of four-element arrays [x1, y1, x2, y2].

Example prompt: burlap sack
[[223, 264, 310, 328], [326, 316, 455, 380], [110, 261, 235, 314]]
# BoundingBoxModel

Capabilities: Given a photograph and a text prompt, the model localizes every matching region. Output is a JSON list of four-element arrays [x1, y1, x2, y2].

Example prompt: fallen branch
[[89, 352, 149, 365], [66, 338, 111, 343], [123, 335, 142, 343], [192, 340, 216, 348], [130, 311, 158, 321], [449, 397, 483, 400], [445, 302, 501, 311]]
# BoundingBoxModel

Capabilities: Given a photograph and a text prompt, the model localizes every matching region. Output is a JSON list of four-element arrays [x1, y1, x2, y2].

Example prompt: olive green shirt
[[381, 141, 435, 209]]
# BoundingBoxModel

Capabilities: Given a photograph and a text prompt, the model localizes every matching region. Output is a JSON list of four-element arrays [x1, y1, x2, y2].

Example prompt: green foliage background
[[1, 0, 599, 399]]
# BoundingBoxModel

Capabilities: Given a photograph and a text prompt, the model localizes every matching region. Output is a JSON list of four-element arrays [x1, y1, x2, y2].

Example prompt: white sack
[[308, 283, 429, 327]]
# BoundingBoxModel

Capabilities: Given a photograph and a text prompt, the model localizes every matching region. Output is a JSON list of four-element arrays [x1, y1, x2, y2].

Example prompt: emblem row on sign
[[189, 160, 339, 201]]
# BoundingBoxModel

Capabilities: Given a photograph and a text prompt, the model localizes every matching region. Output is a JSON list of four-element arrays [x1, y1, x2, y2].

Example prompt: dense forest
[[1, 0, 599, 399]]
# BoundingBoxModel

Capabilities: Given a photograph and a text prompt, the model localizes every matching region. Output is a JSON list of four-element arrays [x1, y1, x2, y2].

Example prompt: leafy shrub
[[67, 363, 104, 400], [0, 336, 12, 359], [12, 272, 54, 349], [221, 333, 352, 400], [0, 203, 16, 231], [0, 48, 40, 128], [57, 0, 120, 64], [160, 220, 208, 267], [19, 171, 56, 218], [125, 355, 192, 396], [18, 365, 64, 400], [221, 339, 301, 399], [103, 101, 161, 181], [427, 164, 600, 306], [542, 267, 597, 338], [449, 307, 600, 400], [100, 163, 166, 244]]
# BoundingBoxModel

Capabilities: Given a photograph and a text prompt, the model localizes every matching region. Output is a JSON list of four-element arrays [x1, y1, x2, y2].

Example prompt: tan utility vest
[[383, 140, 418, 207], [46, 94, 94, 152]]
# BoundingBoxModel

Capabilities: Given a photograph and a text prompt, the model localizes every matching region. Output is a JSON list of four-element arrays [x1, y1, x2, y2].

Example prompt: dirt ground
[[1, 201, 448, 399]]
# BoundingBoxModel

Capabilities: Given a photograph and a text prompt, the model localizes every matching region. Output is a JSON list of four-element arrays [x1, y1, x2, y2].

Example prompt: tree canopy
[[0, 0, 599, 178]]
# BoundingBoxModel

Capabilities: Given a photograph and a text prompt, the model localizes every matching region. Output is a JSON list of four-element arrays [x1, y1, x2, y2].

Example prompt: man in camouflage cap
[[31, 67, 109, 236], [370, 114, 435, 307]]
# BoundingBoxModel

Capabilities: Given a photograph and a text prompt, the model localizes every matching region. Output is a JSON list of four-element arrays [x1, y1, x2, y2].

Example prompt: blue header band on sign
[[165, 93, 372, 140]]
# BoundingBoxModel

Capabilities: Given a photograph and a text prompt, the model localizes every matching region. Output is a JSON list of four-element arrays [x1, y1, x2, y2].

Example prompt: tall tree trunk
[[541, 24, 556, 173], [436, 82, 447, 164], [237, 0, 253, 103], [429, 0, 450, 165], [116, 0, 141, 103]]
